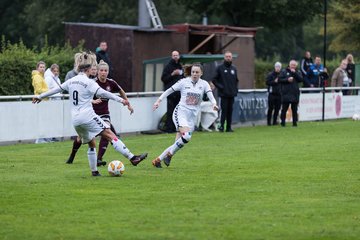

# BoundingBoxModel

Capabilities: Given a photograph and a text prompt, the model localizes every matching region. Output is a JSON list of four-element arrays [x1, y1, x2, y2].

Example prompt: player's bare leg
[[100, 129, 147, 166], [152, 127, 191, 168]]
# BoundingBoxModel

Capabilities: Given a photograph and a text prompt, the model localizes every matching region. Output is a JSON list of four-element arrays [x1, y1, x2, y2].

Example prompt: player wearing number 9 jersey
[[152, 63, 218, 168], [33, 52, 147, 176], [66, 60, 134, 166]]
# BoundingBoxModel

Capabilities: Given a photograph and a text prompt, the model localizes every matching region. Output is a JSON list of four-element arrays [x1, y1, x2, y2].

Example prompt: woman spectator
[[331, 59, 349, 95], [45, 64, 62, 100], [346, 54, 356, 90]]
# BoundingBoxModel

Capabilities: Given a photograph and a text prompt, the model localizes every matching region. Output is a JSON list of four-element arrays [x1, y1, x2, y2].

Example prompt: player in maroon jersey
[[66, 60, 134, 166]]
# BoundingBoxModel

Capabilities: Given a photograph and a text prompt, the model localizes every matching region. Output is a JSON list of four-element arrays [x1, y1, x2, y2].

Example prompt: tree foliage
[[0, 36, 83, 95], [326, 0, 360, 54], [0, 0, 358, 61], [176, 0, 323, 28], [175, 0, 325, 61]]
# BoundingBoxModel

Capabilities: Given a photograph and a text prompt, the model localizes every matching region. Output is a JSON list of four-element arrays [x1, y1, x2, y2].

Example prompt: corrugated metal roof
[[63, 22, 172, 32], [143, 54, 238, 64]]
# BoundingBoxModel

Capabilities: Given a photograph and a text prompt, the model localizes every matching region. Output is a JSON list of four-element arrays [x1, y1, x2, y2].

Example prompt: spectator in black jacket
[[266, 62, 282, 126], [300, 51, 313, 84], [279, 60, 303, 127], [96, 41, 113, 78], [161, 50, 183, 133], [212, 51, 239, 132], [346, 54, 355, 87]]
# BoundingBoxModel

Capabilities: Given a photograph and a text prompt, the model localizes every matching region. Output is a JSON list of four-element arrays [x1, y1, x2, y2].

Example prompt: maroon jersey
[[93, 78, 122, 115]]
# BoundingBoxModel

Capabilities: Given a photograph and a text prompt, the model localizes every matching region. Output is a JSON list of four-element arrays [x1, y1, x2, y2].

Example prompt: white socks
[[159, 146, 172, 161], [87, 148, 97, 172], [158, 137, 185, 161], [169, 137, 186, 155], [111, 138, 134, 160]]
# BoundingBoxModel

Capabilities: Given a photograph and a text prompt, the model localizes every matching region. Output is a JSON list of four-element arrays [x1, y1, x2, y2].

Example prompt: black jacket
[[96, 50, 113, 75], [212, 61, 239, 97], [346, 63, 355, 84], [279, 68, 303, 103], [300, 57, 313, 77], [266, 70, 281, 95], [161, 59, 183, 90]]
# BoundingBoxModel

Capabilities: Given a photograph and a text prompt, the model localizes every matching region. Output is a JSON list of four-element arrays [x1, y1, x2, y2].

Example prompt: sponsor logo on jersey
[[71, 80, 88, 88]]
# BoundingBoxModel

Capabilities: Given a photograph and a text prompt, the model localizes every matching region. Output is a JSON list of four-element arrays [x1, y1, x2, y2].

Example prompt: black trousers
[[165, 92, 180, 132], [220, 97, 234, 130], [267, 94, 281, 125], [280, 102, 298, 125]]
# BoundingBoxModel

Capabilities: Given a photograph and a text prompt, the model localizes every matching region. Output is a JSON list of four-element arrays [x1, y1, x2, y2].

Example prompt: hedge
[[0, 37, 83, 95], [0, 36, 345, 95]]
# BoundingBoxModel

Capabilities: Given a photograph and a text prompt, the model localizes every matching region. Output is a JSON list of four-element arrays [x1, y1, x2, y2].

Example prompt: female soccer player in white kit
[[152, 64, 218, 168], [33, 52, 147, 176]]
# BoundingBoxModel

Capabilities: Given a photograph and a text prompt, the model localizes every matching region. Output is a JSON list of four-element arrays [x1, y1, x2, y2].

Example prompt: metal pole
[[322, 0, 327, 121]]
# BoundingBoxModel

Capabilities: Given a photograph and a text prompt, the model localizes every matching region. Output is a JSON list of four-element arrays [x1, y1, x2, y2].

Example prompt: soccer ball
[[352, 113, 360, 121], [108, 160, 125, 176]]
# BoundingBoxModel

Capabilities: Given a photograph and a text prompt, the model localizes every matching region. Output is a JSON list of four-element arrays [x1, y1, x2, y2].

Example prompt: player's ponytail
[[97, 60, 109, 71], [77, 51, 97, 72]]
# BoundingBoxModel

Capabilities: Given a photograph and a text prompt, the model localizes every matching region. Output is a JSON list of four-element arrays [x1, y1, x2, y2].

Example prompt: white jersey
[[170, 77, 213, 114], [60, 73, 101, 125]]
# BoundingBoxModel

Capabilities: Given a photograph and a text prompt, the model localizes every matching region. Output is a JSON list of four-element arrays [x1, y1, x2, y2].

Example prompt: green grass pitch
[[0, 120, 359, 239]]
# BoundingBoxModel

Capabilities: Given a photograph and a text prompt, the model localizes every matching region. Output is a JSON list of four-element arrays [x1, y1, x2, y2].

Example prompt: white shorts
[[99, 114, 111, 123], [172, 105, 197, 132], [74, 115, 110, 143]]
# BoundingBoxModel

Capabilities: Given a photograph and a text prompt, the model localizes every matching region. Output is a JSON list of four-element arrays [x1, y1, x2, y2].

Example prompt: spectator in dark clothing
[[96, 41, 113, 78], [266, 62, 282, 126], [161, 50, 183, 133], [279, 60, 303, 127], [300, 51, 313, 84], [212, 51, 239, 132], [346, 54, 356, 87]]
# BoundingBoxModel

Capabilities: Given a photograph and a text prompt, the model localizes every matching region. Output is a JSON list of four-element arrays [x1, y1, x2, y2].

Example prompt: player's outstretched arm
[[206, 91, 219, 111], [153, 87, 175, 111], [96, 88, 127, 105], [153, 99, 162, 111], [32, 87, 63, 104], [119, 88, 134, 114]]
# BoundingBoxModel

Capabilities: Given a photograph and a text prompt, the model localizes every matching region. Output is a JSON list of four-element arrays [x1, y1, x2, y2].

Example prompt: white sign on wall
[[299, 92, 360, 121]]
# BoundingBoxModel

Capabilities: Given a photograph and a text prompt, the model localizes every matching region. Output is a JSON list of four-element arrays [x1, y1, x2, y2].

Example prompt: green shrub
[[255, 59, 279, 88], [0, 38, 36, 95], [0, 36, 83, 96]]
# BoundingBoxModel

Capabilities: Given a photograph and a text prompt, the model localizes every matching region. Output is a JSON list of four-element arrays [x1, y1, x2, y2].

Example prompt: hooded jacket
[[32, 70, 48, 95]]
